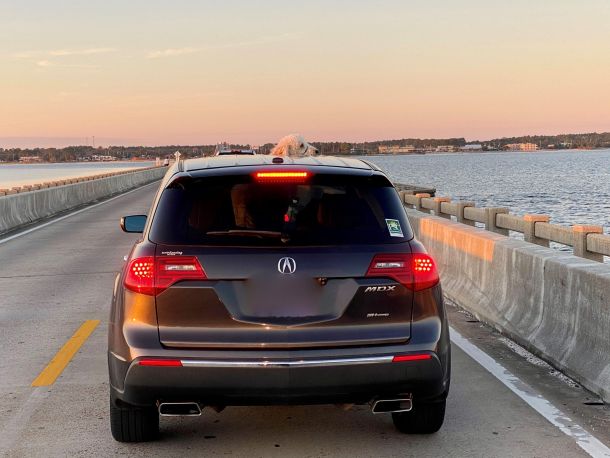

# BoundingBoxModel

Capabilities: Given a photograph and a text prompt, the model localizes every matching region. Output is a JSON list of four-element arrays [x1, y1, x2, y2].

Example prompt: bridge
[[0, 168, 608, 457]]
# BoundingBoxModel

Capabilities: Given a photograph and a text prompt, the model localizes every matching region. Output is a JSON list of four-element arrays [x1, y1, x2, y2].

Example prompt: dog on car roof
[[271, 134, 319, 157]]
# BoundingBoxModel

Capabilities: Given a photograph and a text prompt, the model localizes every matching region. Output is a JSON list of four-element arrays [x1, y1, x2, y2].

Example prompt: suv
[[109, 155, 450, 442]]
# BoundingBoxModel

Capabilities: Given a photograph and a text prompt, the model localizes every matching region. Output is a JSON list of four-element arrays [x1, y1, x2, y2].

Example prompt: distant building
[[19, 156, 42, 162], [91, 154, 116, 161], [460, 144, 483, 151], [378, 145, 416, 154], [349, 147, 369, 155], [504, 143, 538, 152], [435, 145, 456, 152]]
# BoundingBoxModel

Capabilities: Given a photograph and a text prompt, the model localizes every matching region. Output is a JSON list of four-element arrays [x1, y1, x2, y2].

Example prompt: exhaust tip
[[159, 402, 202, 417], [371, 396, 413, 414]]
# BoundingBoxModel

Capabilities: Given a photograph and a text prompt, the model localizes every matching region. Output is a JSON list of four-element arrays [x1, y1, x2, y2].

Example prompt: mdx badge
[[277, 257, 296, 274], [365, 286, 396, 292]]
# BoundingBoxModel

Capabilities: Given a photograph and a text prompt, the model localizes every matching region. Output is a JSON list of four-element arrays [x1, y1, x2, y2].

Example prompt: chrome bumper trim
[[180, 355, 394, 368], [162, 336, 407, 349]]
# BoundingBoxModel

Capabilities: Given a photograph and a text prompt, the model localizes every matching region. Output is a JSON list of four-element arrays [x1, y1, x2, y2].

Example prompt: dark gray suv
[[109, 155, 450, 442]]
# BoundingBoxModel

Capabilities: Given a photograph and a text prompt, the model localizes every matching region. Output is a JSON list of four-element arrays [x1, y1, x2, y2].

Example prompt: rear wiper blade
[[205, 230, 282, 238]]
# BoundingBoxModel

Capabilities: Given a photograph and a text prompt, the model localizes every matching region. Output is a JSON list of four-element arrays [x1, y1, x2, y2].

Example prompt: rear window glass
[[149, 173, 413, 246]]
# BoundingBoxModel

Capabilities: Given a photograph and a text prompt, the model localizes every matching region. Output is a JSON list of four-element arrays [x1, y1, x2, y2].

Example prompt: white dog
[[271, 134, 319, 156]]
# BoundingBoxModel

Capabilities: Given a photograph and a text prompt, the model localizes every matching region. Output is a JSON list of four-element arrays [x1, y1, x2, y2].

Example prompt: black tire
[[110, 398, 159, 442], [392, 399, 446, 434]]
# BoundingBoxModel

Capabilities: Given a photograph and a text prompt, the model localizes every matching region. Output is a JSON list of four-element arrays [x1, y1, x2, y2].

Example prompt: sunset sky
[[2, 0, 610, 147]]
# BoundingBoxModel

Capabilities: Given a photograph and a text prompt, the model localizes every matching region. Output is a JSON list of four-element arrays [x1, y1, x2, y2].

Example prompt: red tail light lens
[[124, 256, 155, 295], [254, 171, 310, 183], [392, 354, 432, 362], [366, 253, 439, 291], [411, 255, 439, 290], [124, 256, 206, 296], [138, 358, 182, 367], [366, 254, 411, 286], [156, 256, 206, 293]]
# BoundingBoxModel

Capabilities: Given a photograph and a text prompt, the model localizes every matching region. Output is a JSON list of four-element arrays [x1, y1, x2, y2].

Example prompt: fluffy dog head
[[270, 134, 319, 157]]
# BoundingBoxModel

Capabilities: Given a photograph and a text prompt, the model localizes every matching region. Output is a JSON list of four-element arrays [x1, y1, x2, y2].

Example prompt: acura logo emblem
[[278, 257, 296, 274]]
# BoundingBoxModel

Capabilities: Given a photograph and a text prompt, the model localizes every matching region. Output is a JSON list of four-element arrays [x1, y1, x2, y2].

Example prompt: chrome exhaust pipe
[[158, 402, 202, 417], [371, 396, 413, 414]]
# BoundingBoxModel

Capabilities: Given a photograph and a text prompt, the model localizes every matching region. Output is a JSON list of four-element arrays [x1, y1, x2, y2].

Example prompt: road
[[0, 182, 608, 457]]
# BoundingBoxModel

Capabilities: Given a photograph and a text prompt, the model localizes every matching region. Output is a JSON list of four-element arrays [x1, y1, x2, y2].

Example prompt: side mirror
[[120, 215, 147, 233]]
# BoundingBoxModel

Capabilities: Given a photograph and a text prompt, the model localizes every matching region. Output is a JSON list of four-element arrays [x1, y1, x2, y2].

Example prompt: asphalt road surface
[[0, 182, 608, 457]]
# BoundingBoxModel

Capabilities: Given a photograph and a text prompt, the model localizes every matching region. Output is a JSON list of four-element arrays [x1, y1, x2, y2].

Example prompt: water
[[2, 152, 608, 242], [0, 161, 156, 188], [359, 149, 610, 235]]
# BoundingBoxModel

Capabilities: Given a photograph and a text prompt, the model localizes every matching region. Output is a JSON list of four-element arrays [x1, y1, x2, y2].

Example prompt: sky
[[1, 0, 610, 147]]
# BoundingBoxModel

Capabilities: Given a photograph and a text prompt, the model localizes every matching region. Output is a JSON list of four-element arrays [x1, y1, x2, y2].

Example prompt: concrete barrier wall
[[0, 167, 167, 235], [406, 208, 610, 402]]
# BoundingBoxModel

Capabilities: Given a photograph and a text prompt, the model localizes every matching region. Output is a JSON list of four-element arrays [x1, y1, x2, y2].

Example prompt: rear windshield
[[149, 173, 413, 246]]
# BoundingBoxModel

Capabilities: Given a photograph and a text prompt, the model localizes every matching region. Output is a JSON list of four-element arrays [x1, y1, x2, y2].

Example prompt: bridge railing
[[401, 192, 610, 262], [0, 165, 162, 196], [0, 166, 167, 236]]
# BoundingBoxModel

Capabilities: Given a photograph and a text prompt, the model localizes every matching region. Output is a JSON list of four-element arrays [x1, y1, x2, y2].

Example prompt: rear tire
[[110, 398, 159, 442], [392, 399, 445, 434]]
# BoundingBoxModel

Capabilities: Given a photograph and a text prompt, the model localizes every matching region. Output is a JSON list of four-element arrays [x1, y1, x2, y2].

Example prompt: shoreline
[[1, 147, 608, 164], [355, 148, 609, 157]]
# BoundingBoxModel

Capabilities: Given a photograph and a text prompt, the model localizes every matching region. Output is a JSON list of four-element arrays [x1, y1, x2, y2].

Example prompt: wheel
[[109, 397, 159, 442], [392, 399, 446, 434]]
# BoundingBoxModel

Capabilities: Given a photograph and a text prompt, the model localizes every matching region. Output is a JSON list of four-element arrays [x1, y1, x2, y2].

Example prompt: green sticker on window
[[385, 219, 404, 237]]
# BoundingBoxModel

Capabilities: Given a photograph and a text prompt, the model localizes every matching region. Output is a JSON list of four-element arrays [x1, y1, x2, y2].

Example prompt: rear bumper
[[110, 351, 449, 406]]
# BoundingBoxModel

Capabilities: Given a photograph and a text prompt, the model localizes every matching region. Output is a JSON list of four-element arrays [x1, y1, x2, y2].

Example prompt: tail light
[[124, 256, 155, 295], [366, 253, 439, 291], [156, 257, 206, 292], [124, 256, 206, 296], [392, 354, 432, 362], [138, 358, 182, 367], [254, 171, 310, 183]]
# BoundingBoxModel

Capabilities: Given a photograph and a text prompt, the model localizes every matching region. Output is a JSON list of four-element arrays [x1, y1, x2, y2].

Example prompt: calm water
[[2, 152, 608, 236], [360, 149, 610, 235], [0, 161, 155, 188]]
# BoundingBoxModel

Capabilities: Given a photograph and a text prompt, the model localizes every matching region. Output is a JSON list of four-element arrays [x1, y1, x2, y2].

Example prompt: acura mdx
[[108, 155, 450, 442]]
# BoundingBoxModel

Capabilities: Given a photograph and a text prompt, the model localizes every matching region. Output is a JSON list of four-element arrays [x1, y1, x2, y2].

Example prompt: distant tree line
[[0, 145, 229, 162], [2, 132, 610, 162], [312, 138, 467, 155], [482, 132, 610, 149]]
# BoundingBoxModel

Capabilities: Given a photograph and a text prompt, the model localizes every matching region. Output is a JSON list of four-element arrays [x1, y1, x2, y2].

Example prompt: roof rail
[[359, 159, 381, 171]]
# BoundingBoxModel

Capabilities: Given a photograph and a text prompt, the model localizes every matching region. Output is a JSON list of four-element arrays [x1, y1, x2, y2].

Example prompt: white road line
[[450, 326, 610, 458], [0, 181, 160, 246], [0, 387, 49, 455]]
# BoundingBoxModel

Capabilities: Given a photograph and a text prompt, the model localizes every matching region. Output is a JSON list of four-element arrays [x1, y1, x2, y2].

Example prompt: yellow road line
[[31, 320, 100, 387]]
